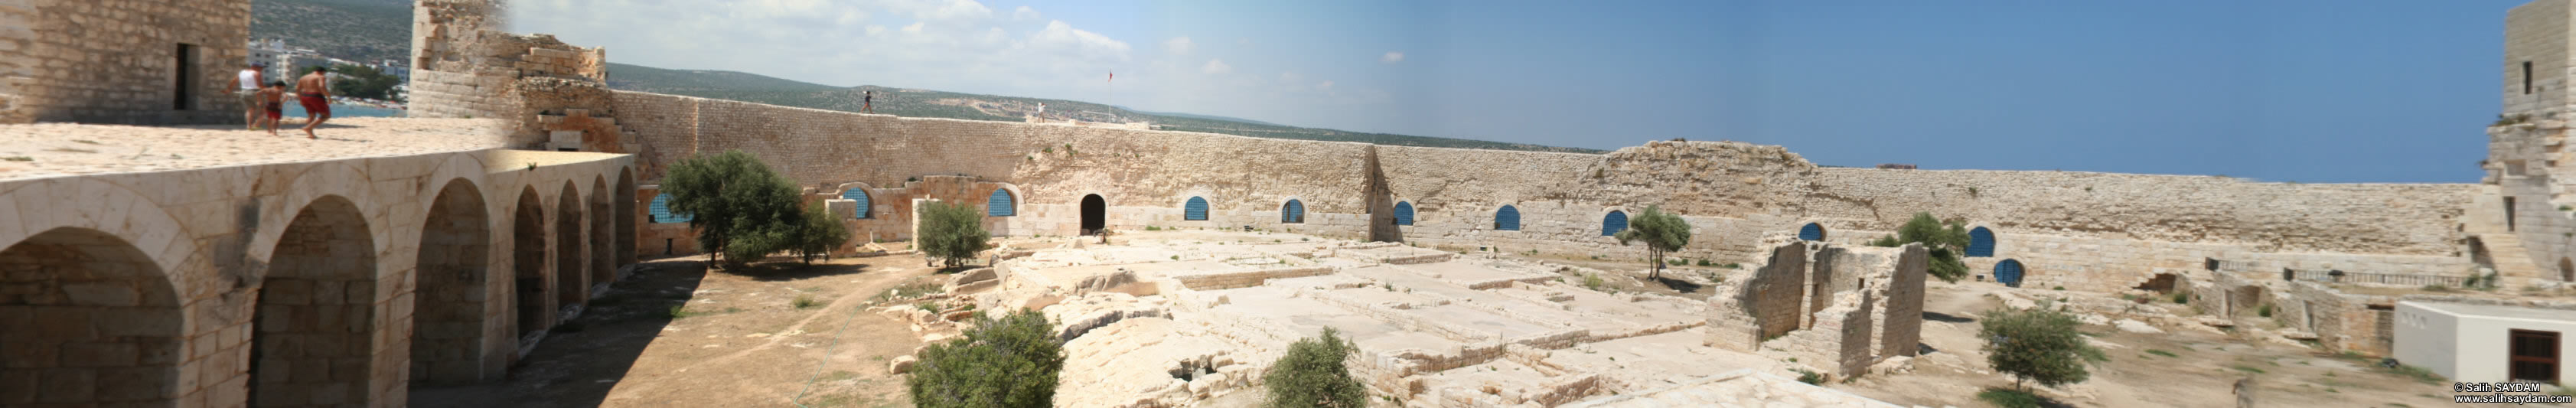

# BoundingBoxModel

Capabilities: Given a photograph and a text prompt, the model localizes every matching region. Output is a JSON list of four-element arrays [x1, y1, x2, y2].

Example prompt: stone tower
[[0, 0, 252, 124], [2478, 0, 2576, 285]]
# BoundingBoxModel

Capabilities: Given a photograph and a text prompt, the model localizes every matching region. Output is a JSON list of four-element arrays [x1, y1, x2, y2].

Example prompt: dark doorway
[[174, 44, 197, 110], [2506, 197, 2519, 232], [1081, 194, 1106, 235], [2512, 329, 2560, 384], [1994, 259, 2023, 288]]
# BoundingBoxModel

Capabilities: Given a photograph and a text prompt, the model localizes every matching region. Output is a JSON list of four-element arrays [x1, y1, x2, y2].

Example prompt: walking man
[[231, 63, 264, 129], [295, 67, 332, 139], [862, 90, 873, 113]]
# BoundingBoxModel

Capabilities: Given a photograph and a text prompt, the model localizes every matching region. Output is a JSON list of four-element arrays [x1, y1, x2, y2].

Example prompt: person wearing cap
[[231, 62, 265, 129]]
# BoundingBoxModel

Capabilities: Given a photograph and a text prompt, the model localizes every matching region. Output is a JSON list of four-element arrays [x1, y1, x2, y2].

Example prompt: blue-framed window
[[1495, 205, 1521, 231], [1797, 223, 1824, 241], [1602, 211, 1628, 236], [1966, 227, 1995, 257], [1994, 259, 2024, 287], [648, 194, 692, 224], [1185, 197, 1209, 221], [842, 187, 872, 219], [1282, 199, 1305, 224], [1393, 201, 1414, 226], [987, 189, 1016, 217]]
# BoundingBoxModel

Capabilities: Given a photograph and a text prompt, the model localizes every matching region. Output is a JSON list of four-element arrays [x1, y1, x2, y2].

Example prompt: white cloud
[[1202, 59, 1233, 74], [885, 0, 993, 22], [866, 24, 888, 36], [1381, 51, 1404, 64], [1318, 80, 1335, 90], [1163, 37, 1195, 55], [1280, 71, 1302, 82], [1012, 5, 1041, 21], [1028, 20, 1133, 62], [902, 22, 926, 34]]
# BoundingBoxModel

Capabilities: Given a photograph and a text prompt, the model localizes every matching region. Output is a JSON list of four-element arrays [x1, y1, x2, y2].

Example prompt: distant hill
[[603, 62, 1604, 154], [250, 0, 414, 64]]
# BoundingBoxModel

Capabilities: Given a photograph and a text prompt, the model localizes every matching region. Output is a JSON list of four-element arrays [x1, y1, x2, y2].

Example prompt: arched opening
[[986, 188, 1016, 217], [843, 186, 873, 219], [511, 188, 547, 341], [1393, 201, 1414, 226], [1602, 211, 1629, 237], [412, 179, 492, 385], [647, 194, 691, 224], [556, 183, 586, 309], [1966, 227, 1995, 257], [616, 169, 637, 268], [251, 195, 380, 406], [590, 178, 613, 288], [1495, 205, 1521, 231], [0, 227, 184, 405], [1183, 197, 1209, 221], [1079, 194, 1107, 234], [1993, 259, 2024, 288], [1281, 199, 1306, 224], [1798, 223, 1826, 241]]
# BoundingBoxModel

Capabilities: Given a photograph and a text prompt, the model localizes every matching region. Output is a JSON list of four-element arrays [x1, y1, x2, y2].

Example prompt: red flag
[[1108, 70, 1114, 83]]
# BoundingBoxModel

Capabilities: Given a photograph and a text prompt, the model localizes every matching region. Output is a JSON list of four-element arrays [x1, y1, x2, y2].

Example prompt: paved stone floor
[[0, 117, 502, 181]]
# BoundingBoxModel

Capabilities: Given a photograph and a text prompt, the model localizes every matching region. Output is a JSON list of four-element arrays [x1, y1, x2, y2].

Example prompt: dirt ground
[[411, 250, 951, 408]]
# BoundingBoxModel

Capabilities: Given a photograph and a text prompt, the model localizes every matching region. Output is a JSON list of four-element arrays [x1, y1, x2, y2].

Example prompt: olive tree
[[1614, 205, 1691, 279]]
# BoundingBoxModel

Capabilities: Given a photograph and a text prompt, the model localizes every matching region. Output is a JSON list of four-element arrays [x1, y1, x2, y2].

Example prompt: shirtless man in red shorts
[[295, 66, 333, 139]]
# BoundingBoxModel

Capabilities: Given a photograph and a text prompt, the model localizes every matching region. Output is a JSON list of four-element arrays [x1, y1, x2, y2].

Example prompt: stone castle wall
[[2507, 0, 2572, 116], [0, 0, 250, 124], [602, 90, 2485, 291]]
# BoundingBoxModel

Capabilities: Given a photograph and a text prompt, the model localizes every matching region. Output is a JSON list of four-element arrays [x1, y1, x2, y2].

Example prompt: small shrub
[[667, 305, 696, 318], [1975, 388, 2042, 408], [917, 302, 940, 312], [70, 139, 99, 145], [1695, 259, 1712, 266], [1792, 369, 1824, 385], [2257, 304, 2273, 318], [2052, 286, 2065, 291], [1721, 263, 1740, 269], [2171, 292, 2189, 304], [794, 295, 820, 309], [2230, 365, 2265, 374], [1967, 187, 1981, 196], [1146, 226, 1162, 231], [1, 156, 31, 162], [909, 309, 1065, 407], [1265, 327, 1368, 408], [1583, 273, 1606, 291], [1170, 255, 1179, 260]]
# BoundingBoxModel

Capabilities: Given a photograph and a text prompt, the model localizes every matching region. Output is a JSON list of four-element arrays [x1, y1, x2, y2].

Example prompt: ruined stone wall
[[603, 91, 2483, 281], [0, 0, 250, 124], [409, 0, 512, 119], [1707, 243, 1807, 351]]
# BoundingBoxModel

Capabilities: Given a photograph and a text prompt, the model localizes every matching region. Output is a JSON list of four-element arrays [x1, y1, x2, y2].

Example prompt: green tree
[[1614, 205, 1692, 279], [918, 201, 992, 268], [1979, 308, 2106, 391], [662, 150, 805, 269], [1868, 212, 1971, 282], [1264, 327, 1369, 408], [328, 64, 403, 101], [910, 308, 1065, 408], [784, 204, 852, 264]]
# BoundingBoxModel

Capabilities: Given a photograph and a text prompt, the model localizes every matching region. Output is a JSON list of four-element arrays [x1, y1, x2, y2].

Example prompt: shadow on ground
[[409, 256, 710, 408], [1650, 276, 1704, 293], [1924, 311, 1976, 323]]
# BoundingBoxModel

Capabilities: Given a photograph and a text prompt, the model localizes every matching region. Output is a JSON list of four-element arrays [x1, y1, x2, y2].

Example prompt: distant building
[[1875, 163, 1917, 170], [2394, 301, 2574, 383]]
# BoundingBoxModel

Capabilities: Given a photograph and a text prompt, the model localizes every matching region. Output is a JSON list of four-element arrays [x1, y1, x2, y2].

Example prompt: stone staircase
[[2474, 233, 2550, 282]]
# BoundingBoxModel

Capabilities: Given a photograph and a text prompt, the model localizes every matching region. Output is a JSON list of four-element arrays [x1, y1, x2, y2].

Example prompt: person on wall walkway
[[231, 62, 264, 129], [295, 66, 333, 139]]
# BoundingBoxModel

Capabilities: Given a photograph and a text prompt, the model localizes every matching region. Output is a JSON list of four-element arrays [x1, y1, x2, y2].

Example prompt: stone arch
[[616, 168, 637, 268], [510, 187, 547, 341], [555, 182, 586, 309], [1081, 194, 1107, 234], [411, 178, 492, 385], [0, 178, 198, 306], [248, 162, 381, 270], [590, 176, 613, 289], [1993, 259, 2024, 288], [0, 227, 187, 406], [1966, 227, 1996, 257], [1798, 222, 1827, 242], [986, 188, 1017, 217], [1392, 201, 1415, 226], [1280, 198, 1306, 224], [1182, 196, 1210, 221], [838, 183, 875, 220], [1495, 205, 1521, 231], [1601, 208, 1629, 237], [249, 194, 380, 406]]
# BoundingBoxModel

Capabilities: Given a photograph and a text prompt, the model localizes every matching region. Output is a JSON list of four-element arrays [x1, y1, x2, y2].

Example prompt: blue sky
[[514, 1, 2518, 183]]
